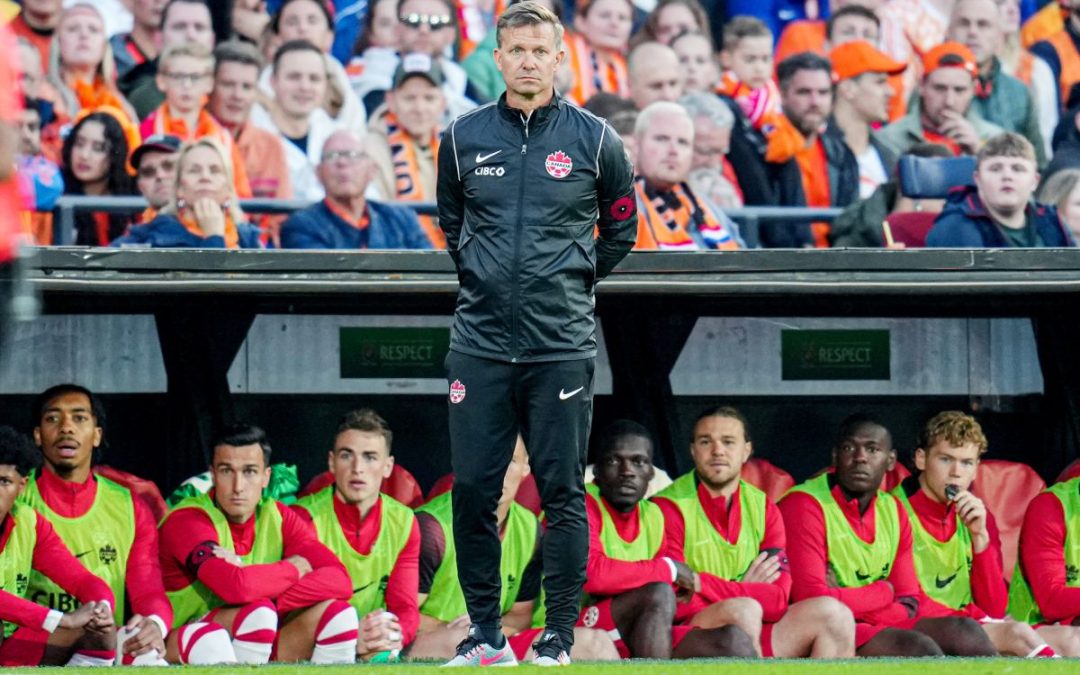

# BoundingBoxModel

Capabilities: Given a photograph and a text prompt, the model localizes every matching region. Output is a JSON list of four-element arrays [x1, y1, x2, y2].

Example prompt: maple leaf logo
[[545, 150, 573, 178]]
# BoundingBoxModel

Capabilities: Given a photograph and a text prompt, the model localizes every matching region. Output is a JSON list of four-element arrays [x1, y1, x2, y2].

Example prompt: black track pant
[[447, 350, 594, 649]]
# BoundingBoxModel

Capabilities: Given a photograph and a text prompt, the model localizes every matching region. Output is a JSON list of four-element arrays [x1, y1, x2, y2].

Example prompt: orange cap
[[921, 41, 978, 79], [830, 40, 907, 82]]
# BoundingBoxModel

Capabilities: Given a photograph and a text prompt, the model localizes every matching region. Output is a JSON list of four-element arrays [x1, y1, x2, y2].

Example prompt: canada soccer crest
[[449, 379, 466, 404], [545, 150, 572, 178]]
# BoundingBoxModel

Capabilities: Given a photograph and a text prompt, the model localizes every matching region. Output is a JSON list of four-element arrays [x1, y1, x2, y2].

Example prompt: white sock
[[66, 651, 114, 667], [231, 600, 278, 664], [310, 600, 359, 664], [177, 622, 238, 665]]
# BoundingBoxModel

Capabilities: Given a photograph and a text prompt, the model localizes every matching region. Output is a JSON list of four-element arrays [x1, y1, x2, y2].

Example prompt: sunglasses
[[399, 13, 453, 29]]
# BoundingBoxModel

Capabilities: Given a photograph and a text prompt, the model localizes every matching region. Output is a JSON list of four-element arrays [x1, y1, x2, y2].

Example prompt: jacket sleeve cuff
[[149, 615, 168, 639], [662, 556, 678, 583], [42, 610, 63, 633]]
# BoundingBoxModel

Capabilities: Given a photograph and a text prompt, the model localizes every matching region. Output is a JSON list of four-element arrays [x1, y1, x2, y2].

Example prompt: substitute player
[[159, 424, 358, 664], [654, 407, 856, 658], [294, 409, 420, 659]]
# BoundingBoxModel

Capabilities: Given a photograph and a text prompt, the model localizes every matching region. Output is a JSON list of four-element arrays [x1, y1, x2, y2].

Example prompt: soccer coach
[[436, 1, 637, 666]]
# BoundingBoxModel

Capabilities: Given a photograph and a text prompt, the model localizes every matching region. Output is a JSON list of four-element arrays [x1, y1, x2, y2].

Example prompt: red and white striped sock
[[310, 600, 359, 664], [67, 648, 115, 667], [1026, 644, 1058, 658], [231, 600, 278, 664], [176, 622, 237, 665]]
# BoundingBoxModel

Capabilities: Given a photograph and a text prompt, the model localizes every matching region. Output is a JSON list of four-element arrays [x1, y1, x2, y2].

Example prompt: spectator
[[250, 39, 343, 202], [627, 41, 683, 110], [830, 40, 906, 198], [17, 97, 63, 245], [46, 4, 137, 123], [824, 4, 880, 47], [562, 0, 633, 105], [774, 0, 882, 64], [1031, 0, 1080, 116], [671, 30, 720, 94], [18, 37, 66, 162], [583, 92, 638, 162], [1037, 168, 1080, 241], [717, 17, 782, 135], [279, 129, 431, 249], [876, 42, 1005, 157], [123, 0, 216, 119], [140, 42, 252, 199], [366, 53, 447, 248], [345, 0, 401, 98], [927, 132, 1072, 247], [774, 52, 858, 247], [462, 0, 564, 102], [995, 0, 1057, 155], [945, 0, 1045, 165], [633, 0, 712, 46], [877, 0, 953, 107], [11, 0, 62, 72], [231, 0, 272, 44], [209, 40, 294, 245], [131, 134, 180, 224], [829, 142, 953, 247], [263, 0, 367, 131], [113, 137, 262, 248], [61, 110, 137, 246], [633, 101, 744, 250], [328, 0, 371, 65], [109, 0, 164, 82], [679, 90, 743, 209]]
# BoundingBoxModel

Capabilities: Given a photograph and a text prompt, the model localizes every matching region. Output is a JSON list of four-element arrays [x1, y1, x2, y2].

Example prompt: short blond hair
[[976, 131, 1036, 167], [164, 137, 245, 224], [497, 1, 564, 48], [159, 41, 214, 73], [919, 411, 988, 455]]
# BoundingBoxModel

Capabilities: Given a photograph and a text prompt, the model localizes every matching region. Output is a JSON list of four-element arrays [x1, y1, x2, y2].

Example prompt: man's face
[[673, 33, 719, 93], [0, 466, 26, 523], [690, 415, 751, 493], [278, 0, 333, 52], [833, 422, 894, 495], [974, 154, 1039, 215], [494, 22, 564, 101], [948, 0, 1001, 66], [210, 61, 260, 127], [594, 436, 654, 512], [317, 132, 373, 199], [781, 68, 833, 137], [133, 0, 167, 30], [161, 1, 215, 50], [272, 49, 328, 118], [328, 429, 393, 506], [845, 71, 894, 123], [636, 108, 694, 190], [387, 76, 446, 137], [722, 36, 773, 91], [500, 437, 530, 507], [33, 392, 101, 475], [136, 150, 177, 209], [829, 14, 879, 46], [397, 0, 456, 57], [919, 67, 975, 129], [211, 443, 270, 523], [18, 109, 42, 156], [156, 55, 213, 113], [691, 117, 731, 171], [915, 440, 980, 504], [629, 48, 683, 110]]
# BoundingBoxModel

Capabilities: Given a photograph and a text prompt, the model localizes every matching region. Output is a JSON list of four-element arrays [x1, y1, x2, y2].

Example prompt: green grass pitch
[[27, 658, 1079, 673]]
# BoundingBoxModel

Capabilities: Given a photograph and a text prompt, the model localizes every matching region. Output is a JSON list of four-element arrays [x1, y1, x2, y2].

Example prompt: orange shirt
[[234, 120, 292, 247], [9, 12, 50, 73], [794, 138, 831, 248], [1022, 2, 1066, 48], [922, 129, 962, 155]]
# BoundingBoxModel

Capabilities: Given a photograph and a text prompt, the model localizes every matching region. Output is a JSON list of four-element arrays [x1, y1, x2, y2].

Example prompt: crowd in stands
[[1, 383, 1080, 665], [6, 0, 1080, 250]]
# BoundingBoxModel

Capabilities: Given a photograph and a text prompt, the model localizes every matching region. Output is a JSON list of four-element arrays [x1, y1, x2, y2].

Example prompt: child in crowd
[[717, 16, 782, 133]]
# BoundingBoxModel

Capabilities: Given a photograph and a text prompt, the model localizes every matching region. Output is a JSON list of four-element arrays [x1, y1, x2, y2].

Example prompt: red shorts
[[0, 627, 48, 667]]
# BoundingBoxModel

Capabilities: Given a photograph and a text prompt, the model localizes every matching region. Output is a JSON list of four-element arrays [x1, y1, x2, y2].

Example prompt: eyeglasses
[[163, 71, 210, 85], [322, 150, 367, 163], [138, 160, 176, 179], [399, 13, 453, 29]]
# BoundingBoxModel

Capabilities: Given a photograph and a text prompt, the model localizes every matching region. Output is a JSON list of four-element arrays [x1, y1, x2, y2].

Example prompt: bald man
[[628, 42, 685, 110]]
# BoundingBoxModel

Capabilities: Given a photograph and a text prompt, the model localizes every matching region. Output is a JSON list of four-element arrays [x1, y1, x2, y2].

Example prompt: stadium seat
[[296, 464, 425, 508], [425, 472, 542, 515], [740, 458, 795, 503], [884, 212, 937, 247], [897, 155, 976, 199], [95, 465, 168, 523], [1055, 458, 1080, 483], [970, 459, 1046, 580]]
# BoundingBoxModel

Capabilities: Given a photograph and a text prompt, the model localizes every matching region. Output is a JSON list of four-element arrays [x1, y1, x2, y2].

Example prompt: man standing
[[435, 1, 636, 666]]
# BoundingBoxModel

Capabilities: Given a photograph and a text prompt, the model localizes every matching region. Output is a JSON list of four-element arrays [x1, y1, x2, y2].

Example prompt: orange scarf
[[763, 112, 810, 164], [179, 209, 240, 249], [72, 77, 130, 119], [384, 112, 446, 249], [633, 178, 739, 250], [565, 32, 629, 106]]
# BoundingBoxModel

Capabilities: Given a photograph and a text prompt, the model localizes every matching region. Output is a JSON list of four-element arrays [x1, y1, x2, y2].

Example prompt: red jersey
[[583, 491, 674, 598], [1017, 490, 1080, 624]]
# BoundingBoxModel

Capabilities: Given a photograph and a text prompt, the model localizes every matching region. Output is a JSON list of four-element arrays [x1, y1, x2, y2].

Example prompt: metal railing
[[49, 196, 841, 247]]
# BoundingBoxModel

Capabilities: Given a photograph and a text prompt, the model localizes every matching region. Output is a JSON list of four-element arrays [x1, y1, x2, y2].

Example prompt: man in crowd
[[110, 0, 165, 82], [679, 92, 744, 210], [23, 384, 173, 666], [294, 409, 419, 660], [876, 42, 1004, 157], [829, 41, 906, 198], [131, 134, 180, 224], [654, 407, 857, 659], [627, 42, 684, 111], [0, 426, 115, 667], [159, 424, 358, 664], [17, 96, 63, 245], [280, 129, 430, 249], [633, 101, 743, 250], [780, 415, 999, 656], [10, 0, 61, 72], [896, 411, 1075, 656], [1031, 0, 1080, 114]]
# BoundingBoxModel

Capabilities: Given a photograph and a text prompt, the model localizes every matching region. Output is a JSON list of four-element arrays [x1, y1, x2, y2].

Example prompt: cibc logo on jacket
[[474, 165, 505, 177]]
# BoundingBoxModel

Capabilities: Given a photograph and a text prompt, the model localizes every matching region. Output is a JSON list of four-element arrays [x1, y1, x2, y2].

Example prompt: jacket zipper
[[511, 112, 529, 363]]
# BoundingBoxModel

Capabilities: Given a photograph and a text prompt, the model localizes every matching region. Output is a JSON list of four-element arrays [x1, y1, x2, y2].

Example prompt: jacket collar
[[497, 90, 562, 128]]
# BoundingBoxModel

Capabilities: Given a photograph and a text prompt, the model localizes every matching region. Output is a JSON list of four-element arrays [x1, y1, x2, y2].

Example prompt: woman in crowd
[[346, 0, 401, 100], [563, 0, 634, 105], [632, 0, 711, 46], [112, 138, 262, 248], [671, 29, 720, 93], [46, 3, 135, 122], [61, 110, 137, 246]]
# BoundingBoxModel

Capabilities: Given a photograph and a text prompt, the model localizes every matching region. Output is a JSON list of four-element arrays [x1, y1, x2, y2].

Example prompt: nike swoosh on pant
[[559, 387, 584, 400]]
